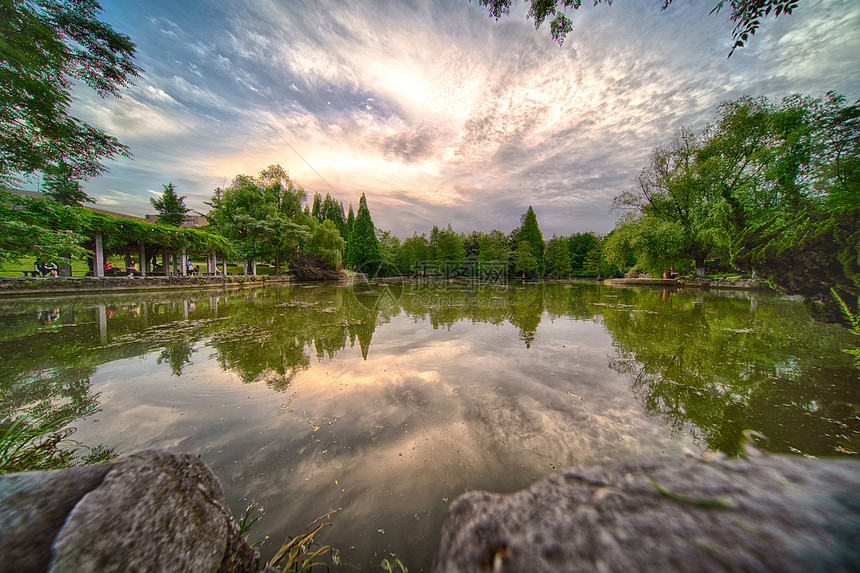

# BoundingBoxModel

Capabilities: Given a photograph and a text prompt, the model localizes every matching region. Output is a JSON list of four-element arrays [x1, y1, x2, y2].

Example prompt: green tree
[[610, 126, 717, 276], [344, 193, 380, 270], [513, 240, 538, 278], [310, 192, 322, 220], [306, 219, 345, 269], [476, 0, 801, 55], [42, 159, 93, 205], [0, 189, 87, 265], [478, 230, 512, 263], [376, 229, 401, 274], [257, 164, 308, 272], [545, 234, 572, 277], [516, 206, 545, 277], [568, 233, 599, 274], [398, 233, 429, 275], [150, 183, 189, 227], [345, 204, 355, 237], [1, 0, 141, 186]]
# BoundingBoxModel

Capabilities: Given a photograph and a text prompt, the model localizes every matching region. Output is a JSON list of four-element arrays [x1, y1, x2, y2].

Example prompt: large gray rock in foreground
[[433, 454, 860, 572], [0, 450, 264, 572]]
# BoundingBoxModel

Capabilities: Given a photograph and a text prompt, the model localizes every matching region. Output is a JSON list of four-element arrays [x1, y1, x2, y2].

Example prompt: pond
[[2, 280, 858, 570]]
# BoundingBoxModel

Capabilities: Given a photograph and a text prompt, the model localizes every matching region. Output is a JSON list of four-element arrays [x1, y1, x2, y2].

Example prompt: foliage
[[206, 166, 311, 266], [267, 508, 342, 573], [513, 240, 538, 278], [150, 182, 189, 227], [381, 557, 409, 572], [545, 234, 572, 277], [478, 230, 512, 265], [516, 206, 545, 277], [0, 0, 141, 186], [0, 189, 88, 264], [344, 193, 380, 270], [611, 92, 859, 307], [0, 414, 114, 474], [475, 0, 800, 55], [567, 233, 599, 274], [307, 219, 345, 269], [42, 159, 93, 205], [832, 289, 860, 366]]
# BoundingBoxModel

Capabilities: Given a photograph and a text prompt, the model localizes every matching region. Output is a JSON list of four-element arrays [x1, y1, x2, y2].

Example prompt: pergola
[[84, 212, 234, 277]]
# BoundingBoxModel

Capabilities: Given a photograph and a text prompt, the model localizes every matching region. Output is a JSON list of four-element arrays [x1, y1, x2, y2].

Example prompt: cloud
[[81, 0, 860, 238]]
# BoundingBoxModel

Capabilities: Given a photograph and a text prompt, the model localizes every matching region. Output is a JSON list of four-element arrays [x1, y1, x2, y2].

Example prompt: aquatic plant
[[0, 414, 113, 474], [832, 288, 860, 366], [243, 507, 342, 572]]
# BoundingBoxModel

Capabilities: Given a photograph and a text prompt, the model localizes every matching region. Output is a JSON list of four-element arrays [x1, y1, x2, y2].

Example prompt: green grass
[[0, 414, 115, 474]]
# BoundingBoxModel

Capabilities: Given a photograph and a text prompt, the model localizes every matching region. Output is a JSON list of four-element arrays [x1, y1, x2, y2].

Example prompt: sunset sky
[[50, 0, 860, 238]]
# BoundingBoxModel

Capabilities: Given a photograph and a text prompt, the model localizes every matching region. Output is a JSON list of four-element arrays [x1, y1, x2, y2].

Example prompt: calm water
[[2, 280, 858, 570]]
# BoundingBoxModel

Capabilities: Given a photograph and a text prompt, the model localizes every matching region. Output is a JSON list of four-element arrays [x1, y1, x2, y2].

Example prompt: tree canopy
[[1, 0, 141, 186], [150, 183, 189, 227], [476, 0, 800, 55]]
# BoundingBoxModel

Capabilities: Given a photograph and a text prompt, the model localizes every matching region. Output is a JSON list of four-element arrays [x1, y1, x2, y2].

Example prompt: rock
[[433, 454, 860, 572], [0, 450, 266, 573], [0, 463, 115, 571]]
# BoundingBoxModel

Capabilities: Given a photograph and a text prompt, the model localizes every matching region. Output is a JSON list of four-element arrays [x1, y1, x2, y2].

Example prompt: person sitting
[[192, 265, 200, 276], [126, 260, 137, 277], [103, 261, 116, 277], [45, 262, 58, 277], [34, 259, 47, 277]]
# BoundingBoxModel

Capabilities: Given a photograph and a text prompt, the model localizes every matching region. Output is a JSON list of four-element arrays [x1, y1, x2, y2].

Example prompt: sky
[[44, 0, 860, 238]]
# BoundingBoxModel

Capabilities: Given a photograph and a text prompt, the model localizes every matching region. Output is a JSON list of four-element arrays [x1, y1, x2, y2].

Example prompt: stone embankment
[[0, 275, 290, 297], [1, 450, 857, 572]]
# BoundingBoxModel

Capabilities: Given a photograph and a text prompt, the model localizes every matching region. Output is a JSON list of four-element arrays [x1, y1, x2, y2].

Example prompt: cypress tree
[[516, 206, 545, 276], [345, 194, 380, 269]]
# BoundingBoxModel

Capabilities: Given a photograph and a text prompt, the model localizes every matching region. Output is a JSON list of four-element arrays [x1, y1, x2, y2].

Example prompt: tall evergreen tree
[[345, 193, 380, 269], [311, 192, 322, 220], [151, 183, 190, 226], [346, 203, 355, 236], [516, 206, 545, 276]]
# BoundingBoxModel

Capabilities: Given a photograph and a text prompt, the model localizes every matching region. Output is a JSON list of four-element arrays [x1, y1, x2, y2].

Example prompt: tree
[[150, 183, 189, 227], [513, 240, 538, 278], [0, 189, 87, 265], [42, 159, 93, 205], [568, 233, 599, 274], [545, 234, 572, 277], [344, 193, 380, 270], [475, 0, 801, 55], [516, 206, 545, 277], [611, 126, 717, 276], [1, 0, 141, 186], [306, 219, 345, 269], [346, 204, 355, 237]]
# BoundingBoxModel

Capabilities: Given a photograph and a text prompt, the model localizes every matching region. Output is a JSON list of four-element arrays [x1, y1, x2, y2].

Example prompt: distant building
[[145, 214, 204, 227]]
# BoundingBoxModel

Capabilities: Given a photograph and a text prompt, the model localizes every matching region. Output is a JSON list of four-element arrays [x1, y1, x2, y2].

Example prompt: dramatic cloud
[[58, 0, 860, 238]]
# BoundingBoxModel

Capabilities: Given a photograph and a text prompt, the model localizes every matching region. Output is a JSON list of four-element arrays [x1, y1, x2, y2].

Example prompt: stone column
[[242, 261, 247, 276], [94, 234, 104, 277], [222, 260, 227, 276], [140, 244, 147, 277], [181, 249, 187, 277], [162, 247, 169, 276], [251, 261, 257, 276]]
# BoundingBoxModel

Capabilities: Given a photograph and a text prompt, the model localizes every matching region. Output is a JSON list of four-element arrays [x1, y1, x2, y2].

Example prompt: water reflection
[[1, 281, 857, 570]]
